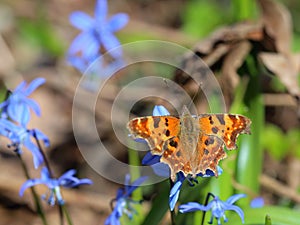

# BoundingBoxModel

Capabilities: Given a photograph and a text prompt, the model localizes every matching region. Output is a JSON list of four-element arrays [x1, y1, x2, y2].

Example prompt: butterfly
[[127, 106, 251, 181]]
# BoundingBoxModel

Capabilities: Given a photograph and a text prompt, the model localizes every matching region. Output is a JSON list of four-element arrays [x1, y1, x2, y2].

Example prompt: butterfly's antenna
[[186, 80, 202, 113]]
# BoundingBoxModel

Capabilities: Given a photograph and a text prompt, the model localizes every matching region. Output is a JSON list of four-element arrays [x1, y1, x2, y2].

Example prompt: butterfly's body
[[127, 106, 251, 181]]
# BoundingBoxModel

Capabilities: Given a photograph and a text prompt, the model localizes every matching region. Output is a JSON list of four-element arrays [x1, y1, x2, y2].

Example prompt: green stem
[[61, 204, 73, 225], [128, 145, 143, 224], [17, 153, 48, 225], [231, 0, 257, 21], [169, 179, 176, 225], [236, 55, 264, 203]]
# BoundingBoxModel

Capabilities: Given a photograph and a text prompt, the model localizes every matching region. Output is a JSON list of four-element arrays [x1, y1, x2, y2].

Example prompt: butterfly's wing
[[198, 114, 251, 150], [127, 116, 180, 155], [160, 134, 225, 180], [194, 134, 226, 176]]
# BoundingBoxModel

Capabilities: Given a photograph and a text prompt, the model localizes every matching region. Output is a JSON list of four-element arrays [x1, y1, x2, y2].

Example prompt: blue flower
[[68, 0, 129, 60], [19, 167, 93, 205], [250, 197, 264, 208], [105, 174, 147, 225], [179, 194, 246, 225], [0, 78, 45, 126], [0, 118, 49, 168], [169, 167, 223, 211]]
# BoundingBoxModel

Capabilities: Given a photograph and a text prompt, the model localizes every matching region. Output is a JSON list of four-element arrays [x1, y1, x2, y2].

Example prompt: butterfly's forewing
[[198, 114, 251, 150], [127, 116, 180, 155]]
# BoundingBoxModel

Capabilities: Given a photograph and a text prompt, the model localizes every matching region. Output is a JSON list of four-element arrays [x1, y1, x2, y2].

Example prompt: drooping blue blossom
[[169, 167, 223, 211], [0, 118, 49, 168], [68, 0, 129, 60], [179, 194, 246, 225], [105, 174, 147, 225], [0, 78, 45, 126], [19, 167, 93, 206]]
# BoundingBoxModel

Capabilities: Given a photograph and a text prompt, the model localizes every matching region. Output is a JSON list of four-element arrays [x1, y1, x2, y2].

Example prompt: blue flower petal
[[142, 152, 160, 165], [13, 81, 27, 92], [95, 0, 107, 22], [108, 13, 129, 32], [24, 139, 44, 169], [69, 12, 94, 30], [82, 36, 100, 60], [250, 197, 264, 208], [124, 176, 147, 198], [151, 162, 170, 178], [100, 30, 123, 58], [23, 98, 41, 116], [68, 32, 95, 55], [19, 178, 46, 196], [153, 105, 170, 116], [23, 78, 45, 96], [224, 204, 245, 223], [179, 202, 212, 213], [226, 194, 246, 205], [169, 180, 182, 211]]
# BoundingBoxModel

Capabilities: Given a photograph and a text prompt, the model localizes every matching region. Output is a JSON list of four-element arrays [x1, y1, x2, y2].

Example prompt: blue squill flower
[[105, 174, 147, 225], [19, 167, 93, 205], [0, 118, 49, 168], [0, 78, 45, 126], [179, 194, 246, 225], [68, 0, 129, 60], [169, 167, 223, 211]]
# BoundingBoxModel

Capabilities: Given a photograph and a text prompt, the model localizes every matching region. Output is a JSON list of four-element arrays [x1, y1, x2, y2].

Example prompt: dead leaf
[[259, 52, 300, 97], [258, 0, 292, 55], [222, 41, 252, 90], [193, 21, 262, 55]]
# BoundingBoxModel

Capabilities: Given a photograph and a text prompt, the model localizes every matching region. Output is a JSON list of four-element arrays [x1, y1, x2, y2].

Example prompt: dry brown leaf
[[259, 52, 300, 97], [193, 22, 262, 55], [258, 0, 292, 54], [222, 41, 252, 90]]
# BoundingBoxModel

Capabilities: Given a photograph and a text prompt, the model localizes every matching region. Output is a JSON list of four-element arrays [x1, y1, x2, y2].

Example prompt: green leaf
[[141, 181, 169, 225], [18, 18, 65, 57], [262, 124, 287, 160], [229, 206, 300, 225], [181, 0, 229, 38]]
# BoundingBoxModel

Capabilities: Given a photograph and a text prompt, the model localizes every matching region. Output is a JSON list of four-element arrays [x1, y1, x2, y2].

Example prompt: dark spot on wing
[[165, 118, 169, 126], [212, 127, 218, 134], [165, 129, 170, 137], [204, 149, 209, 155], [170, 139, 178, 148], [209, 116, 214, 125], [204, 137, 215, 146], [216, 115, 225, 125], [176, 151, 181, 157]]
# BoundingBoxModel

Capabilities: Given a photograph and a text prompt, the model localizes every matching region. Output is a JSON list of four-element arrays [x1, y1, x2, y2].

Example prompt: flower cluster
[[105, 174, 147, 225], [0, 78, 92, 207], [179, 193, 246, 225], [68, 0, 128, 90], [19, 167, 92, 205]]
